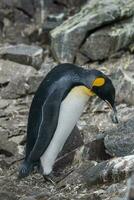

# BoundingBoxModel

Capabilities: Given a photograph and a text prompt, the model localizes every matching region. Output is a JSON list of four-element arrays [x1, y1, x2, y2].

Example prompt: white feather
[[40, 86, 90, 175]]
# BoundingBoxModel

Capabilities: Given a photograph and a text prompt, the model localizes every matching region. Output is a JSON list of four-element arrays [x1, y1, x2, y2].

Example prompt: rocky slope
[[0, 0, 134, 199]]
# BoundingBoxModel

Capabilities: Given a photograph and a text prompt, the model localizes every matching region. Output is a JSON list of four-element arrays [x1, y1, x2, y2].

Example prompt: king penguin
[[19, 63, 118, 179]]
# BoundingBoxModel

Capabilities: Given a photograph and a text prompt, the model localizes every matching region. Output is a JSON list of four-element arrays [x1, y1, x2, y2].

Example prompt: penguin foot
[[43, 171, 62, 185], [43, 172, 56, 185], [18, 160, 34, 179]]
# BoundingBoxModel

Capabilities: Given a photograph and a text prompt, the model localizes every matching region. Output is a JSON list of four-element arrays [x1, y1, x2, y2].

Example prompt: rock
[[0, 44, 44, 70], [14, 8, 31, 24], [115, 69, 134, 105], [0, 130, 17, 157], [83, 155, 134, 186], [1, 74, 44, 99], [29, 14, 65, 44], [0, 59, 36, 85], [80, 17, 134, 61], [127, 174, 134, 200], [104, 107, 134, 157], [51, 0, 134, 63], [44, 14, 65, 31], [59, 161, 96, 187], [39, 55, 57, 74], [55, 0, 87, 8], [0, 191, 17, 200], [26, 75, 44, 94], [85, 136, 111, 161], [0, 99, 10, 109], [129, 43, 134, 53], [1, 76, 29, 99], [15, 0, 35, 18], [75, 52, 90, 65]]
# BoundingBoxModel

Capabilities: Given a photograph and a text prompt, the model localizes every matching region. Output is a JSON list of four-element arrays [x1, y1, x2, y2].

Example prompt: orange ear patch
[[92, 78, 105, 87]]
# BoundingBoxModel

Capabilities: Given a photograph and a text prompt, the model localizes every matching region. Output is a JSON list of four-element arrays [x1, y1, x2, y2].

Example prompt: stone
[[51, 0, 134, 63], [80, 17, 134, 60], [75, 52, 90, 65], [55, 0, 87, 8], [85, 136, 111, 161], [15, 0, 35, 18], [0, 59, 36, 85], [113, 68, 134, 105], [129, 43, 134, 53], [0, 130, 17, 157], [83, 155, 134, 186], [1, 76, 29, 99], [0, 99, 10, 109], [26, 75, 44, 94], [104, 107, 134, 157], [59, 161, 96, 187], [0, 44, 44, 70], [1, 74, 44, 99], [0, 191, 17, 200], [127, 174, 134, 200]]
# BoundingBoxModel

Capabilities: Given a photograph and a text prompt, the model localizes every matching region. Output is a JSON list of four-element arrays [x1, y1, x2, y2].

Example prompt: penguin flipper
[[27, 89, 62, 163]]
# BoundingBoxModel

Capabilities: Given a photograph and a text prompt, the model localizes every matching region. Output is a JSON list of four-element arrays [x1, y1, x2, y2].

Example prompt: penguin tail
[[18, 159, 34, 179]]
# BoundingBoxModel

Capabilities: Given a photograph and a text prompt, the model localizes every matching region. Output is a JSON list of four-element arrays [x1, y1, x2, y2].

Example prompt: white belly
[[40, 86, 90, 175]]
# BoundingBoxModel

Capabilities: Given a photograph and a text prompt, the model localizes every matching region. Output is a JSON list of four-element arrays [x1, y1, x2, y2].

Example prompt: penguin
[[19, 63, 118, 179]]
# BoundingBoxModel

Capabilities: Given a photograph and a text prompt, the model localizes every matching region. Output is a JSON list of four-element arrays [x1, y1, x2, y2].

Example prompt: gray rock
[[104, 107, 134, 157], [0, 44, 44, 70], [26, 75, 44, 94], [113, 69, 134, 105], [129, 43, 134, 53], [0, 130, 17, 157], [55, 0, 87, 8], [0, 191, 17, 200], [75, 52, 90, 65], [127, 174, 134, 200], [1, 74, 44, 99], [0, 99, 10, 109], [15, 0, 35, 18], [1, 76, 29, 99], [59, 161, 96, 187], [51, 0, 134, 63], [80, 17, 134, 60], [83, 155, 134, 186], [0, 59, 36, 85]]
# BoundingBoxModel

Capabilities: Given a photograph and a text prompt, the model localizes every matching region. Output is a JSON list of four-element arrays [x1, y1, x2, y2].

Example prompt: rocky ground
[[0, 0, 134, 199]]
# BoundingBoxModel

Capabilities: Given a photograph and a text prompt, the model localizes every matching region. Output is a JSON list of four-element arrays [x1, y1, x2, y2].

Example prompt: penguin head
[[85, 70, 118, 123]]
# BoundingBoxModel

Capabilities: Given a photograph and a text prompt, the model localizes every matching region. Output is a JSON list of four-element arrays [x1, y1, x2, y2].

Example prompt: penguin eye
[[92, 78, 105, 87]]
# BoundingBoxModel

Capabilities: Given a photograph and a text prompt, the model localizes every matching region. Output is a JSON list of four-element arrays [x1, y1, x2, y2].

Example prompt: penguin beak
[[105, 100, 118, 124]]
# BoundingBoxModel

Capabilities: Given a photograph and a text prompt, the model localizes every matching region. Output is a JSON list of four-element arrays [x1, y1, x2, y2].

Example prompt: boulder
[[0, 130, 17, 157], [1, 75, 43, 99], [55, 0, 87, 8], [104, 107, 134, 157], [115, 69, 134, 106], [83, 155, 134, 186], [80, 17, 134, 61], [0, 59, 36, 85], [0, 44, 44, 70], [51, 0, 134, 63], [0, 191, 17, 200]]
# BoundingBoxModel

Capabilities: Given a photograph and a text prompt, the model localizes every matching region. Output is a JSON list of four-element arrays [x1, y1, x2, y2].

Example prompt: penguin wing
[[28, 89, 63, 162]]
